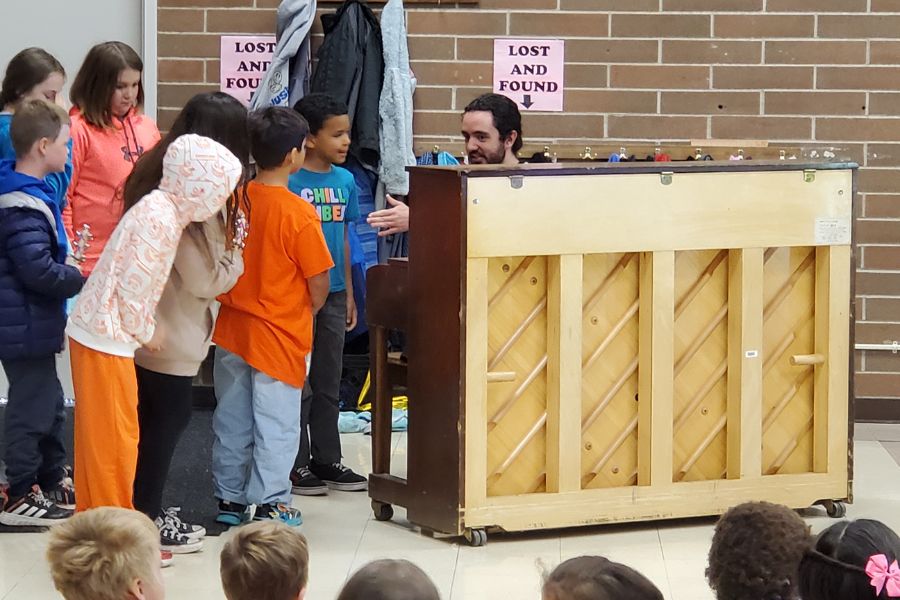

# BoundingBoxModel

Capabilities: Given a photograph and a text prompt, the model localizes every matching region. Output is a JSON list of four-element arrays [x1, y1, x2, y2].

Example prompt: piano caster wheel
[[372, 501, 394, 522], [823, 500, 847, 519], [464, 528, 487, 547]]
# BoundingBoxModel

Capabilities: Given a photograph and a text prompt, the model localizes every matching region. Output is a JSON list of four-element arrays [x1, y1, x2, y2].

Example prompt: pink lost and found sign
[[493, 39, 565, 112], [220, 36, 277, 106]]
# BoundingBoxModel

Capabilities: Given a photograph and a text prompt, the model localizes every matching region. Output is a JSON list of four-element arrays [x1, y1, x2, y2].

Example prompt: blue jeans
[[211, 347, 301, 506]]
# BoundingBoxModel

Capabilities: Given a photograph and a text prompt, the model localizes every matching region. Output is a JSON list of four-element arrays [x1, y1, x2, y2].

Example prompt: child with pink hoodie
[[65, 41, 160, 276], [66, 134, 242, 512]]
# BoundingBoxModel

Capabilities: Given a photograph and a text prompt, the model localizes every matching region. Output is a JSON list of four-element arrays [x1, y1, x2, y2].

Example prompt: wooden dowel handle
[[487, 371, 517, 383], [790, 353, 825, 366]]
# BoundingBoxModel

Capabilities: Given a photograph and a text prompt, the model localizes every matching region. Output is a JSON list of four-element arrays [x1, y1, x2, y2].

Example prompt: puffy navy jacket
[[0, 191, 84, 360]]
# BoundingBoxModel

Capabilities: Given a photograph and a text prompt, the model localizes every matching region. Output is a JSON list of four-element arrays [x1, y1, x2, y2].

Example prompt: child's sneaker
[[253, 503, 302, 527], [0, 485, 72, 526], [310, 462, 368, 492], [43, 476, 76, 510], [159, 506, 205, 541], [290, 466, 328, 496], [216, 500, 250, 526], [161, 550, 174, 568], [158, 517, 203, 554], [0, 482, 8, 512]]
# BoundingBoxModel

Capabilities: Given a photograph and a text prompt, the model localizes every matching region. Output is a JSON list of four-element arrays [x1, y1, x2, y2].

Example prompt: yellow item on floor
[[357, 371, 408, 411]]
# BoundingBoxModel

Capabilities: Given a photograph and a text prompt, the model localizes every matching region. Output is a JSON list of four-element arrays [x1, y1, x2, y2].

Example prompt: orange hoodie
[[64, 107, 160, 275]]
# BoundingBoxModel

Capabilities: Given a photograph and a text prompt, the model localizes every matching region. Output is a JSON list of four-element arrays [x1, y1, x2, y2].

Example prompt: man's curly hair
[[706, 502, 813, 600]]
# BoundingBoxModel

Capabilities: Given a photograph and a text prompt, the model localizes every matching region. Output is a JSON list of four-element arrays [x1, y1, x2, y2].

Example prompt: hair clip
[[866, 554, 900, 597]]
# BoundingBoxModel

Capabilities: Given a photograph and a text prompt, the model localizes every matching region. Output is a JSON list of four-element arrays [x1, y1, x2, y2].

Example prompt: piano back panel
[[458, 165, 852, 527]]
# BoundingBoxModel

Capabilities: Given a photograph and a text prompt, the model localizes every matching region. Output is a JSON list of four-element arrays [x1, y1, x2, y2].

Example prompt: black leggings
[[133, 366, 194, 518]]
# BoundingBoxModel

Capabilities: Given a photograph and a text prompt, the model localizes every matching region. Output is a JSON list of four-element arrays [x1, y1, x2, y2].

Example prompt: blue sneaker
[[253, 503, 303, 527], [216, 500, 250, 526]]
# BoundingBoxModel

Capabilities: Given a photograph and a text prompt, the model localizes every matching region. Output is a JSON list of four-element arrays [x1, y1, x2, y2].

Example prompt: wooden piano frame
[[366, 161, 857, 546]]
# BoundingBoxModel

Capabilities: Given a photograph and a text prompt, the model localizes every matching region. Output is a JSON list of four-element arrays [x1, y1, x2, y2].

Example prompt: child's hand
[[144, 324, 165, 352], [65, 256, 84, 274], [346, 293, 358, 331]]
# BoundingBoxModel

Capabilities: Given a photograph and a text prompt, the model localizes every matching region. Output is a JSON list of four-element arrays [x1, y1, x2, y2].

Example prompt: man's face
[[461, 110, 508, 165]]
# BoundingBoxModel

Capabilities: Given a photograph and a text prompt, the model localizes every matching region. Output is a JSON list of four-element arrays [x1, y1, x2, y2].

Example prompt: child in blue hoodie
[[0, 48, 72, 256], [0, 99, 84, 527]]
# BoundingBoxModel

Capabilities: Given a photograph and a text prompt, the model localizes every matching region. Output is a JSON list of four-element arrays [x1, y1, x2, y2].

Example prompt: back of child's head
[[46, 507, 162, 600], [10, 98, 69, 157], [542, 556, 663, 600], [799, 519, 900, 600], [337, 559, 441, 600], [248, 106, 308, 171], [70, 41, 144, 128], [124, 91, 250, 213], [220, 520, 309, 600], [0, 47, 65, 108], [706, 501, 811, 600], [293, 93, 348, 136]]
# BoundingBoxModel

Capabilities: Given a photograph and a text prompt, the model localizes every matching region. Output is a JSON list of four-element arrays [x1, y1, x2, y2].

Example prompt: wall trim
[[142, 0, 158, 120]]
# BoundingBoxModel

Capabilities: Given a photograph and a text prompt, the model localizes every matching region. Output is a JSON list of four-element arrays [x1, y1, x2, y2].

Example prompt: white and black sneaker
[[158, 506, 206, 541], [310, 462, 368, 492], [158, 516, 203, 554], [290, 467, 328, 496], [0, 485, 72, 526]]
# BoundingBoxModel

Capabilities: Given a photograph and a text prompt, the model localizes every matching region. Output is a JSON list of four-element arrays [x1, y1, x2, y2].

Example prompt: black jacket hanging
[[311, 0, 384, 170]]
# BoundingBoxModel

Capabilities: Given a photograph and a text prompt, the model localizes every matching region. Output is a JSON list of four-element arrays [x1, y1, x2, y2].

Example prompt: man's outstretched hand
[[367, 194, 409, 237]]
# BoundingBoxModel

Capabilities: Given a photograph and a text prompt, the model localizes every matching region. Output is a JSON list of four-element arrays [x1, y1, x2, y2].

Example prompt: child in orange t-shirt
[[212, 107, 332, 528]]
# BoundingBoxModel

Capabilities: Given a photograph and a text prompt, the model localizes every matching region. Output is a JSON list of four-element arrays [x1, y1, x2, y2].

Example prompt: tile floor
[[2, 423, 899, 600]]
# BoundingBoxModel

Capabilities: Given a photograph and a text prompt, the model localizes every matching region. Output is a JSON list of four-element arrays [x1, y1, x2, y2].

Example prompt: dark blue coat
[[0, 181, 84, 360]]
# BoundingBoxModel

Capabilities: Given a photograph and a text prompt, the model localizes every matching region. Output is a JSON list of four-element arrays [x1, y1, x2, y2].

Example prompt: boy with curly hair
[[707, 501, 812, 600]]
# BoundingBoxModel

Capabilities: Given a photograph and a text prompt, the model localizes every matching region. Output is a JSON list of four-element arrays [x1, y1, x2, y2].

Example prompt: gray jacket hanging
[[250, 0, 317, 110], [378, 0, 416, 195]]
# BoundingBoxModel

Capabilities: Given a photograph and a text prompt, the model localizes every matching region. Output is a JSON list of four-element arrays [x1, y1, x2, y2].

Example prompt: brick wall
[[158, 0, 900, 402]]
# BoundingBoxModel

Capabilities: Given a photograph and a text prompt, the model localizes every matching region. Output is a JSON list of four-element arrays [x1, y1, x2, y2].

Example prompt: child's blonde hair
[[46, 507, 160, 600], [220, 520, 309, 600]]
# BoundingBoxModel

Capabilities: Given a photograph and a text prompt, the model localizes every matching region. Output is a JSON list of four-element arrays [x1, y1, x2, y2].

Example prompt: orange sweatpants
[[69, 339, 139, 512]]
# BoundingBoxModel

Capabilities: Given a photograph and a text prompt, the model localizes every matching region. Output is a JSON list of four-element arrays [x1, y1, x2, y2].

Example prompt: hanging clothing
[[311, 0, 384, 170], [249, 0, 317, 109], [378, 0, 415, 196]]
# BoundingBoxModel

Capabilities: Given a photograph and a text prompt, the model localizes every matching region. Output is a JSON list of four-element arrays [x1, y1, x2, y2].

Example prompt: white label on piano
[[814, 217, 851, 245]]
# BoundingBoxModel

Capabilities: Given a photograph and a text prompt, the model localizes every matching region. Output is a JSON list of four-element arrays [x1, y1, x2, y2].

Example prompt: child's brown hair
[[46, 507, 160, 600], [543, 556, 663, 600], [337, 559, 441, 600], [10, 98, 69, 157], [0, 47, 65, 109], [220, 520, 310, 600], [70, 41, 144, 128]]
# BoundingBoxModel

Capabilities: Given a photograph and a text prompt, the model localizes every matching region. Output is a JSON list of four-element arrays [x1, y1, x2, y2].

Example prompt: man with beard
[[367, 93, 522, 236]]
